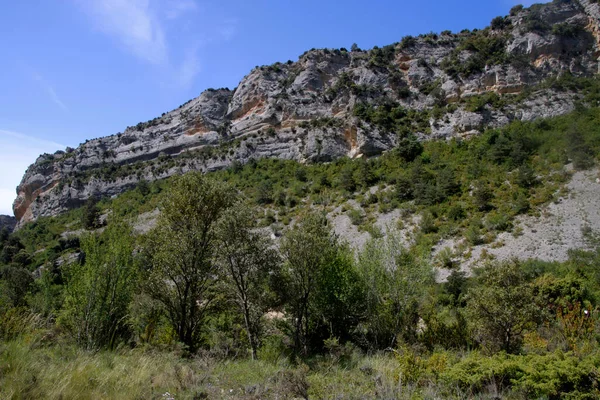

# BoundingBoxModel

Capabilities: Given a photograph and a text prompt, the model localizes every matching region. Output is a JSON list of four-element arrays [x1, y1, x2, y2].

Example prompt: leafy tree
[[566, 126, 595, 170], [357, 232, 434, 349], [82, 196, 100, 229], [338, 164, 356, 192], [466, 261, 544, 353], [395, 134, 423, 162], [280, 212, 338, 355], [144, 173, 236, 351], [437, 167, 461, 199], [353, 160, 375, 189], [515, 164, 537, 188], [137, 180, 150, 196], [60, 221, 137, 350], [395, 174, 414, 201], [255, 180, 274, 204], [0, 227, 9, 246], [0, 236, 25, 265], [445, 270, 468, 306], [313, 246, 365, 344], [216, 205, 280, 359], [0, 265, 33, 308], [473, 182, 494, 211]]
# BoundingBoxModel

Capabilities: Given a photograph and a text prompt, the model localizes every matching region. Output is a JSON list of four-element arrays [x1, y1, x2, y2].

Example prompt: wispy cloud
[[32, 72, 68, 111], [75, 0, 237, 90], [176, 46, 202, 89], [0, 129, 65, 150], [165, 0, 198, 20], [78, 0, 167, 65], [0, 129, 66, 216]]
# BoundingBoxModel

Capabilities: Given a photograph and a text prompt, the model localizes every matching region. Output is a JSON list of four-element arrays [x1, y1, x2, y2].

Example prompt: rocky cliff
[[0, 215, 16, 233], [13, 0, 600, 225]]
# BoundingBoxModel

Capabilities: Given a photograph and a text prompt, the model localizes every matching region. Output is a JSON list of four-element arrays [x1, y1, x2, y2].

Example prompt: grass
[[4, 336, 599, 399]]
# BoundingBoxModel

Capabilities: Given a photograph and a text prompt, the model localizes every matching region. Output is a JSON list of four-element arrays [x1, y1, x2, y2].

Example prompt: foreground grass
[[2, 336, 599, 400]]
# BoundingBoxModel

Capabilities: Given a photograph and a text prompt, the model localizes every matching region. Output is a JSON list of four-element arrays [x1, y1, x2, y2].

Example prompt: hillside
[[13, 0, 600, 225], [4, 2, 600, 399]]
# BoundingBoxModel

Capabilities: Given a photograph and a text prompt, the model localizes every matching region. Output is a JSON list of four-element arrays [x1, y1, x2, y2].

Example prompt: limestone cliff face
[[13, 0, 600, 225]]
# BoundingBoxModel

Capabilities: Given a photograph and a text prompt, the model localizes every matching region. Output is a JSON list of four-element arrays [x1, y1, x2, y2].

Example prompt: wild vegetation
[[2, 91, 600, 398]]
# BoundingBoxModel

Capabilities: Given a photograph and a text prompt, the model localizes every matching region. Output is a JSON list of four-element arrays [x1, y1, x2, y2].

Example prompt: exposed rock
[[13, 0, 600, 226], [0, 215, 16, 233]]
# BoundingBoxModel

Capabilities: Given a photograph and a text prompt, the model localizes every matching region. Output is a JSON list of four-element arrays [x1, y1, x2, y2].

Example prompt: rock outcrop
[[0, 215, 16, 233], [13, 0, 600, 225]]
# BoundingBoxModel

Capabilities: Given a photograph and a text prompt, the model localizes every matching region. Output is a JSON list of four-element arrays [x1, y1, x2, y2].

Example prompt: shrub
[[466, 261, 543, 353], [510, 4, 524, 16], [347, 208, 365, 226], [60, 221, 137, 350]]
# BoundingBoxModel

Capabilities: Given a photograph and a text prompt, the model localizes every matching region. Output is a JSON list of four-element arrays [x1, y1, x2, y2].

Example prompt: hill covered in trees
[[3, 1, 600, 399]]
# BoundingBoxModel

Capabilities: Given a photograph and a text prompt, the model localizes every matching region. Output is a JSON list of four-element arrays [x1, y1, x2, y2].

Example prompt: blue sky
[[0, 0, 542, 215]]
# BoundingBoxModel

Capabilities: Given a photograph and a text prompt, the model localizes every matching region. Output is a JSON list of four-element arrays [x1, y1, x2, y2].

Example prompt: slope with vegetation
[[3, 0, 600, 399], [2, 96, 600, 397]]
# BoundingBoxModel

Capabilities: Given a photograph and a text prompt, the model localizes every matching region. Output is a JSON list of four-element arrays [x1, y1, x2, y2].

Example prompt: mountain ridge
[[13, 0, 600, 226]]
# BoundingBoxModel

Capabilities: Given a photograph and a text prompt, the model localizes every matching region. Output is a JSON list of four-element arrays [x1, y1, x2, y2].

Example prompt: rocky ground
[[0, 215, 16, 233], [435, 167, 600, 280]]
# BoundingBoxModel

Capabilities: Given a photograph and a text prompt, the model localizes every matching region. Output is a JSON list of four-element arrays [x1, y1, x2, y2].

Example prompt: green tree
[[395, 134, 423, 162], [82, 196, 100, 229], [357, 232, 434, 349], [0, 236, 25, 265], [466, 261, 543, 353], [216, 204, 280, 360], [60, 220, 137, 350], [0, 265, 33, 309], [566, 126, 595, 170], [280, 212, 338, 355], [313, 246, 366, 344], [144, 173, 236, 351]]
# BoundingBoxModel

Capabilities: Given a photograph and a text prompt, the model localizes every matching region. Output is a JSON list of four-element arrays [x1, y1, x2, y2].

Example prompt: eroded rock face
[[0, 215, 16, 233], [13, 0, 600, 226]]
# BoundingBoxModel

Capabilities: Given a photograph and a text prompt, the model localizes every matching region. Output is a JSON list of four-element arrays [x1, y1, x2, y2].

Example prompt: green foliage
[[5, 84, 600, 398], [81, 196, 100, 230], [510, 4, 524, 16], [491, 16, 511, 31], [280, 212, 355, 355], [357, 232, 434, 349], [143, 173, 237, 351], [442, 351, 600, 399], [566, 126, 595, 170], [216, 204, 280, 359], [441, 31, 507, 78], [59, 220, 137, 350], [0, 265, 33, 308], [353, 101, 431, 136], [552, 22, 584, 38], [466, 261, 545, 353]]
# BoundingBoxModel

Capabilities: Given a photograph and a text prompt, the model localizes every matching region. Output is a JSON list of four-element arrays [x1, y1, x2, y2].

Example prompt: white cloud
[[176, 46, 202, 89], [75, 0, 237, 89], [32, 72, 69, 112], [79, 0, 168, 65], [0, 130, 65, 216]]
